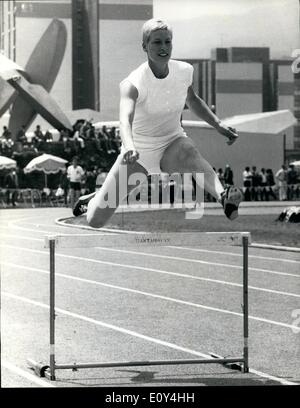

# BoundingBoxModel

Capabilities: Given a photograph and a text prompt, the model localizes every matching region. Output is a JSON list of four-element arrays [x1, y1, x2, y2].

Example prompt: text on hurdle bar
[[44, 231, 251, 248]]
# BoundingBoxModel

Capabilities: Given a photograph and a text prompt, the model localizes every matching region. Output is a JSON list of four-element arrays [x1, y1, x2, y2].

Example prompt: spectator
[[101, 125, 114, 153], [108, 127, 117, 153], [60, 129, 72, 159], [287, 164, 298, 200], [275, 165, 288, 201], [67, 156, 85, 207], [242, 166, 252, 201], [73, 129, 85, 150], [85, 169, 97, 194], [59, 165, 69, 205], [4, 168, 19, 206], [259, 168, 268, 201], [31, 133, 39, 149], [217, 168, 225, 186], [16, 125, 28, 145], [251, 166, 261, 201], [1, 125, 11, 139], [1, 132, 14, 157], [34, 125, 44, 144], [24, 143, 38, 154], [94, 131, 103, 152], [44, 130, 53, 143], [266, 169, 277, 201], [224, 164, 234, 186]]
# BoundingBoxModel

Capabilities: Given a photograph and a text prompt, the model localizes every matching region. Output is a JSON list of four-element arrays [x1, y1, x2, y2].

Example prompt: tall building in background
[[72, 0, 99, 111], [0, 0, 16, 61]]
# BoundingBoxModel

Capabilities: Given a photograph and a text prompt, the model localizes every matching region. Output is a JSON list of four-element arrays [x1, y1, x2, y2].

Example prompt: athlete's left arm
[[186, 85, 238, 145]]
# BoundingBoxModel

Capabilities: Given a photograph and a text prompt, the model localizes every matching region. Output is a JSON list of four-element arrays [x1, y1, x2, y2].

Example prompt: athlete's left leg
[[160, 137, 242, 220]]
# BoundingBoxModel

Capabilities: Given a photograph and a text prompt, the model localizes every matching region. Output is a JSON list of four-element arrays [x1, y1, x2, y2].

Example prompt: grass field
[[66, 209, 300, 247]]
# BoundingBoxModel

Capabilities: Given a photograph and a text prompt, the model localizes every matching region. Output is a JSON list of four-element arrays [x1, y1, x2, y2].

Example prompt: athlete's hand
[[217, 123, 239, 145], [122, 149, 139, 165]]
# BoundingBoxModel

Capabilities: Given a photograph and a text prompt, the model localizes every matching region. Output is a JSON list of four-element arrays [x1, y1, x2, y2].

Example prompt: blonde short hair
[[142, 18, 172, 46]]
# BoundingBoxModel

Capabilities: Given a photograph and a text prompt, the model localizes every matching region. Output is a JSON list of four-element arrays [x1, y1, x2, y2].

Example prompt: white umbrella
[[24, 153, 68, 187], [0, 155, 17, 170], [290, 160, 300, 167]]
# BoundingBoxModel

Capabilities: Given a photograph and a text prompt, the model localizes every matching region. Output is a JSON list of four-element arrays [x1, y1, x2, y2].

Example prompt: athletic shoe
[[221, 186, 243, 220], [73, 193, 94, 217]]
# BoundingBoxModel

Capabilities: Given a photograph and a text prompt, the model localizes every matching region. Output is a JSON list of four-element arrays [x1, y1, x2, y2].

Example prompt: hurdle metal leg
[[242, 235, 249, 373], [49, 238, 56, 380], [28, 232, 250, 381]]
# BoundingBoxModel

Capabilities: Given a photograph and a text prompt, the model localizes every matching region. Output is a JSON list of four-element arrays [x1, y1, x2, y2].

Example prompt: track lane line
[[170, 246, 300, 265], [3, 261, 300, 299], [0, 234, 43, 242], [93, 247, 300, 278], [2, 291, 298, 386], [2, 262, 299, 329], [1, 241, 298, 279]]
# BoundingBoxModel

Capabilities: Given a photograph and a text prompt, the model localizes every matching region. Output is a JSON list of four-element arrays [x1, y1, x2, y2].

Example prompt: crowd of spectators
[[1, 123, 300, 207], [0, 121, 120, 206], [241, 164, 300, 201]]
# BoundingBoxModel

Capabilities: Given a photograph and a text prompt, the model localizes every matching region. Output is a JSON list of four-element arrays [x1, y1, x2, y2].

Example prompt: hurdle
[[28, 231, 250, 381]]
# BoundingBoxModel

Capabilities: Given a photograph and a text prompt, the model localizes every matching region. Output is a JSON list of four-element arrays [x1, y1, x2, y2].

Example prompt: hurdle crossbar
[[28, 231, 250, 381]]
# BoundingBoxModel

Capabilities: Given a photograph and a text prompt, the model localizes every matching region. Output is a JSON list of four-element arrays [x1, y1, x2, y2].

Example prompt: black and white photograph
[[0, 0, 299, 398]]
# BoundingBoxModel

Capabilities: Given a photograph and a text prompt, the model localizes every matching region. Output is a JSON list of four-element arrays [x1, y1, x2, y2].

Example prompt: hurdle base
[[35, 356, 247, 381], [27, 358, 51, 378], [209, 353, 248, 373], [44, 371, 56, 381]]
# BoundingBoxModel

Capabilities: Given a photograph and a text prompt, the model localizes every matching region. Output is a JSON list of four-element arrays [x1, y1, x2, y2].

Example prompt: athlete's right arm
[[119, 80, 139, 164]]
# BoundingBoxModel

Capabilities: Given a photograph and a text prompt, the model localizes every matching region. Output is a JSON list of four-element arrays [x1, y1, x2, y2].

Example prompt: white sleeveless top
[[121, 59, 194, 148]]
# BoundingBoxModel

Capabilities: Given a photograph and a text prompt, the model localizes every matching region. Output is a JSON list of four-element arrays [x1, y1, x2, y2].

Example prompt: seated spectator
[[73, 129, 85, 150], [16, 125, 28, 145], [1, 125, 11, 139], [22, 143, 39, 158], [60, 129, 73, 159], [85, 123, 95, 140], [31, 133, 40, 148], [94, 131, 103, 152], [44, 130, 53, 143], [114, 128, 122, 152], [34, 125, 44, 144], [79, 120, 91, 139], [1, 128, 14, 157], [101, 125, 114, 153]]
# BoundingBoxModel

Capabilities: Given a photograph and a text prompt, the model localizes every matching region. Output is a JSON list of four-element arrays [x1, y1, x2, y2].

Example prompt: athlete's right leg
[[86, 154, 148, 228]]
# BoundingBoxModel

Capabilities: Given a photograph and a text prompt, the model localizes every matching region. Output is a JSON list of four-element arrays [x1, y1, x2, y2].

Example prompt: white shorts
[[121, 133, 187, 174]]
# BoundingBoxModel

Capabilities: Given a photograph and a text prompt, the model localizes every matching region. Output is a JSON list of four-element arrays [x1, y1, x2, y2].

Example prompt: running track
[[1, 208, 299, 387]]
